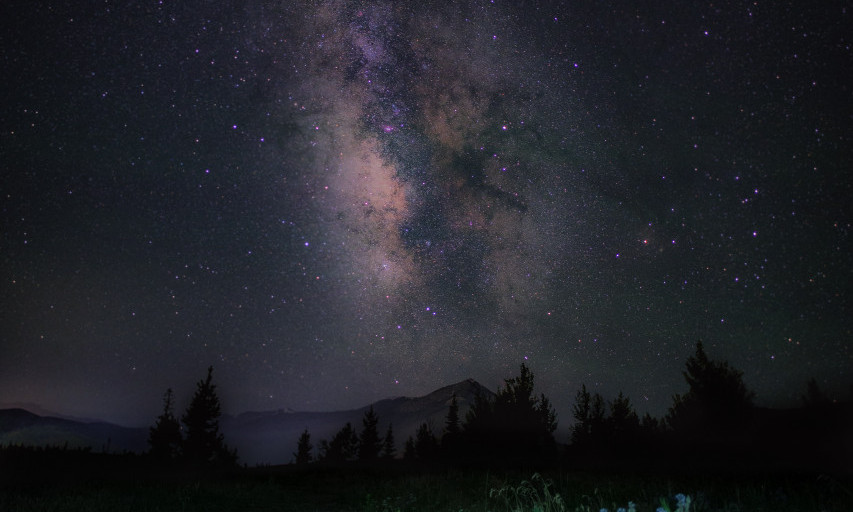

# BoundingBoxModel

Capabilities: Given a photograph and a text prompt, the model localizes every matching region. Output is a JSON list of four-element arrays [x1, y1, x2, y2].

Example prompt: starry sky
[[1, 0, 851, 428]]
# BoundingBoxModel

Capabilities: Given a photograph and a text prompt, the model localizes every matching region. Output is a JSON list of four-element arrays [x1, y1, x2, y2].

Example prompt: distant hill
[[0, 378, 494, 466], [0, 402, 103, 423], [0, 408, 148, 454]]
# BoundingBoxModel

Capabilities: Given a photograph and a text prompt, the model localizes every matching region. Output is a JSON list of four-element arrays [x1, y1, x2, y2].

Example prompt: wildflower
[[658, 493, 692, 512]]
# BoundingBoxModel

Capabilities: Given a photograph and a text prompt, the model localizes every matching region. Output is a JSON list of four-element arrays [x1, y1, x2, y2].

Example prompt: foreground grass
[[1, 466, 851, 511]]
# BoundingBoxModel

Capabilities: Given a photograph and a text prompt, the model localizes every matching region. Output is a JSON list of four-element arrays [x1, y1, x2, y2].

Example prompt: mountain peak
[[423, 378, 494, 405]]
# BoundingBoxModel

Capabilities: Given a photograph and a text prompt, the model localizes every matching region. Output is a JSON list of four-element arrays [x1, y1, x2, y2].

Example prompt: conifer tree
[[537, 393, 558, 436], [463, 388, 495, 433], [667, 341, 755, 440], [320, 422, 358, 462], [294, 428, 313, 464], [403, 435, 416, 460], [445, 393, 460, 436], [493, 363, 557, 452], [414, 422, 438, 461], [462, 363, 557, 462], [802, 377, 830, 407], [148, 388, 182, 462], [570, 384, 592, 447], [589, 391, 606, 445], [607, 391, 640, 448], [181, 366, 234, 466], [358, 406, 382, 461], [641, 412, 661, 432], [381, 423, 396, 460], [570, 384, 607, 450], [442, 393, 462, 456], [638, 412, 664, 452]]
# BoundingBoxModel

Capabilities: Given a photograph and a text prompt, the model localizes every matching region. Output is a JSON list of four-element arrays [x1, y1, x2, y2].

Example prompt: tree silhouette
[[666, 341, 755, 443], [589, 392, 606, 444], [181, 366, 235, 467], [569, 386, 667, 465], [641, 412, 661, 433], [636, 412, 665, 456], [607, 392, 639, 439], [499, 364, 557, 445], [319, 422, 358, 463], [381, 423, 396, 460], [605, 391, 641, 456], [403, 435, 416, 460], [802, 377, 830, 408], [463, 363, 557, 463], [294, 428, 313, 464], [148, 388, 182, 462], [537, 393, 559, 438], [570, 384, 592, 447], [357, 406, 382, 461], [463, 388, 495, 434], [569, 384, 607, 453], [414, 422, 438, 462], [441, 393, 463, 458], [445, 392, 461, 436]]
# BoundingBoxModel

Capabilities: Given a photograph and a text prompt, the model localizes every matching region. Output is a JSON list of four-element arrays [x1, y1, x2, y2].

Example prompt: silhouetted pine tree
[[441, 393, 463, 458], [381, 423, 396, 460], [358, 406, 382, 461], [608, 392, 639, 434], [641, 412, 661, 432], [570, 384, 592, 447], [403, 435, 416, 460], [148, 388, 182, 462], [606, 391, 640, 453], [496, 364, 557, 452], [460, 388, 494, 462], [802, 377, 830, 407], [294, 428, 313, 464], [320, 422, 358, 463], [589, 392, 606, 445], [636, 412, 665, 456], [414, 422, 438, 462], [445, 393, 461, 436], [181, 367, 236, 467], [537, 393, 558, 437], [570, 384, 607, 454], [462, 363, 557, 463], [666, 341, 755, 444], [463, 388, 495, 433]]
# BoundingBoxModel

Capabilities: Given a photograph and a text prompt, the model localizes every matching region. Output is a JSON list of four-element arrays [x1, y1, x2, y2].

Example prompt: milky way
[[1, 1, 850, 427]]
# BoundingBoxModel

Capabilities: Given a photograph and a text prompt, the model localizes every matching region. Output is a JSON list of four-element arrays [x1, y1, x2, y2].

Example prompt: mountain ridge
[[0, 378, 494, 465], [220, 378, 494, 464]]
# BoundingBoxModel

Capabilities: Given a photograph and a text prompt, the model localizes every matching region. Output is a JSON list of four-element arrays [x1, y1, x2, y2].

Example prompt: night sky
[[2, 1, 851, 429]]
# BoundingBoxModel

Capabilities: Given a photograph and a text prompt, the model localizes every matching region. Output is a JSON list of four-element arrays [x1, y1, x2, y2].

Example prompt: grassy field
[[2, 464, 852, 512]]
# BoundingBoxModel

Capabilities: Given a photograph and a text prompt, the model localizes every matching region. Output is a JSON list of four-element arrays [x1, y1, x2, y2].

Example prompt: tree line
[[290, 361, 558, 467], [144, 342, 849, 471], [147, 366, 237, 468], [289, 341, 850, 470]]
